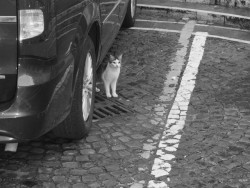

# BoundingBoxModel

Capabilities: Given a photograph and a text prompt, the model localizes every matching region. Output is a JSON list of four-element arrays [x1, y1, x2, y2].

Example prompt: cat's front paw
[[106, 93, 112, 98], [95, 87, 100, 92], [112, 93, 118, 98]]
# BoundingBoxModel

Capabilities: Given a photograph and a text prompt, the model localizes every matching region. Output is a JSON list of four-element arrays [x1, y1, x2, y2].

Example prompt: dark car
[[0, 0, 137, 151]]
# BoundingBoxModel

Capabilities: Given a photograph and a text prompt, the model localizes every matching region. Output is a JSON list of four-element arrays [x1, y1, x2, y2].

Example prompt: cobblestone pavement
[[0, 29, 181, 188], [168, 39, 250, 188], [1, 9, 250, 188]]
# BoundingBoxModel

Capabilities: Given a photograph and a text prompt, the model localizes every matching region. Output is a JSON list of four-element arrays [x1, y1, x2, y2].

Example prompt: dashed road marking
[[147, 23, 208, 186]]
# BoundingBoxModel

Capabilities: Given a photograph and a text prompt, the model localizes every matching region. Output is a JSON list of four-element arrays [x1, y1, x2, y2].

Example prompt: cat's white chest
[[102, 67, 120, 81]]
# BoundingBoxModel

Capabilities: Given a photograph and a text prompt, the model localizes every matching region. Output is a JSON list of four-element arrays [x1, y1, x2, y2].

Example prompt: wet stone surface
[[168, 39, 250, 187], [0, 30, 180, 188]]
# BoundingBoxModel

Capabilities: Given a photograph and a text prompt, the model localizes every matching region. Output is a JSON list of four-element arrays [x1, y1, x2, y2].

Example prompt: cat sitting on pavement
[[96, 54, 122, 98]]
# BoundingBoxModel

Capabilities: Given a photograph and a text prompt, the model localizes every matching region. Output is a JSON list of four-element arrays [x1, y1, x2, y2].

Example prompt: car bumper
[[0, 59, 74, 143]]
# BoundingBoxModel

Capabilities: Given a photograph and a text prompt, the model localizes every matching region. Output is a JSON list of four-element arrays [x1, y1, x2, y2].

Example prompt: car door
[[99, 0, 120, 59], [118, 0, 128, 20], [54, 0, 83, 62], [0, 0, 17, 103]]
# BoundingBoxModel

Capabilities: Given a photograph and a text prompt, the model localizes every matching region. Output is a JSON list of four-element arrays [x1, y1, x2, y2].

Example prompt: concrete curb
[[137, 4, 250, 29]]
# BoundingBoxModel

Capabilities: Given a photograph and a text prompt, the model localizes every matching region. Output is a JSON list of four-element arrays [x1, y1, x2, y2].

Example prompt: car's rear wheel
[[122, 0, 137, 28], [52, 36, 96, 139]]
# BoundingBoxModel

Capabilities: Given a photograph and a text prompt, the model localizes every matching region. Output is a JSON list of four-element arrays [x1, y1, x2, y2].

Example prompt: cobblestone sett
[[30, 148, 45, 154], [38, 174, 50, 181], [118, 150, 131, 157], [98, 147, 109, 154], [62, 162, 79, 169], [104, 164, 120, 172], [88, 182, 101, 188], [118, 136, 131, 142], [112, 145, 126, 151], [63, 150, 78, 156], [70, 169, 88, 176], [43, 182, 56, 188], [38, 167, 53, 174], [56, 182, 70, 188], [80, 149, 96, 155], [82, 175, 96, 183], [86, 136, 101, 143], [68, 175, 81, 183], [52, 176, 67, 183], [54, 168, 70, 175], [89, 167, 104, 174], [61, 156, 73, 161], [43, 161, 61, 168], [72, 183, 87, 188], [75, 155, 89, 162]]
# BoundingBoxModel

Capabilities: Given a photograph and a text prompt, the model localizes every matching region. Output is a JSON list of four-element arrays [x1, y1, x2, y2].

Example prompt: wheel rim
[[131, 0, 136, 18], [82, 52, 93, 121]]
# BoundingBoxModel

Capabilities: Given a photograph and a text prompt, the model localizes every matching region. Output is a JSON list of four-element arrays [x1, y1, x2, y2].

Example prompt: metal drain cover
[[93, 93, 134, 121]]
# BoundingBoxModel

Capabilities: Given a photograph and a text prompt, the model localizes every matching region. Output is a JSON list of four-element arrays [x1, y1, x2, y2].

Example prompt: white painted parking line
[[137, 4, 250, 20], [130, 27, 250, 44], [196, 23, 250, 32], [130, 27, 181, 33], [136, 19, 250, 33], [207, 34, 250, 44], [148, 31, 208, 188], [136, 19, 186, 25]]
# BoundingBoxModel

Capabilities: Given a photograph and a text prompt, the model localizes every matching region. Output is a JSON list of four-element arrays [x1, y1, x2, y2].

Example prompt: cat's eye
[[111, 60, 120, 64]]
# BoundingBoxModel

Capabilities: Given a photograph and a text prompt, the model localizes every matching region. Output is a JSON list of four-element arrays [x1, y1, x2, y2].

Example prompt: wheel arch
[[77, 1, 101, 64], [88, 21, 101, 64], [71, 3, 101, 86]]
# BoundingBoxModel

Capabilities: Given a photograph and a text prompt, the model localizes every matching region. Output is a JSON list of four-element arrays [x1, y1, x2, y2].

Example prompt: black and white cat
[[97, 54, 122, 98]]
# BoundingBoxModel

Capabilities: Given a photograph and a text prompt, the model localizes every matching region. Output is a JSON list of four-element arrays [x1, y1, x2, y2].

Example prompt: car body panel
[[99, 0, 122, 61], [119, 0, 129, 21], [100, 0, 119, 45], [0, 0, 17, 102]]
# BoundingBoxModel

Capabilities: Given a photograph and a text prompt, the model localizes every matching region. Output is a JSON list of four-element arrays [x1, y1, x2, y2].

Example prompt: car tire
[[52, 36, 96, 139], [122, 0, 137, 28]]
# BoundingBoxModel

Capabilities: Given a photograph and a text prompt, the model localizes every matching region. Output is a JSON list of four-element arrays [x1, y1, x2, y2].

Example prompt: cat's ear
[[118, 54, 123, 61], [109, 54, 115, 61]]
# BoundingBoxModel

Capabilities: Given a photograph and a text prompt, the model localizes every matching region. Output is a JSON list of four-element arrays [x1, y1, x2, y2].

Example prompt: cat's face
[[109, 54, 122, 68]]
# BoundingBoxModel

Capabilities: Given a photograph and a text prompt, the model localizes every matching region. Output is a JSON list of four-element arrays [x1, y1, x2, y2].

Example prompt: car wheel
[[52, 36, 96, 139], [122, 0, 137, 28]]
